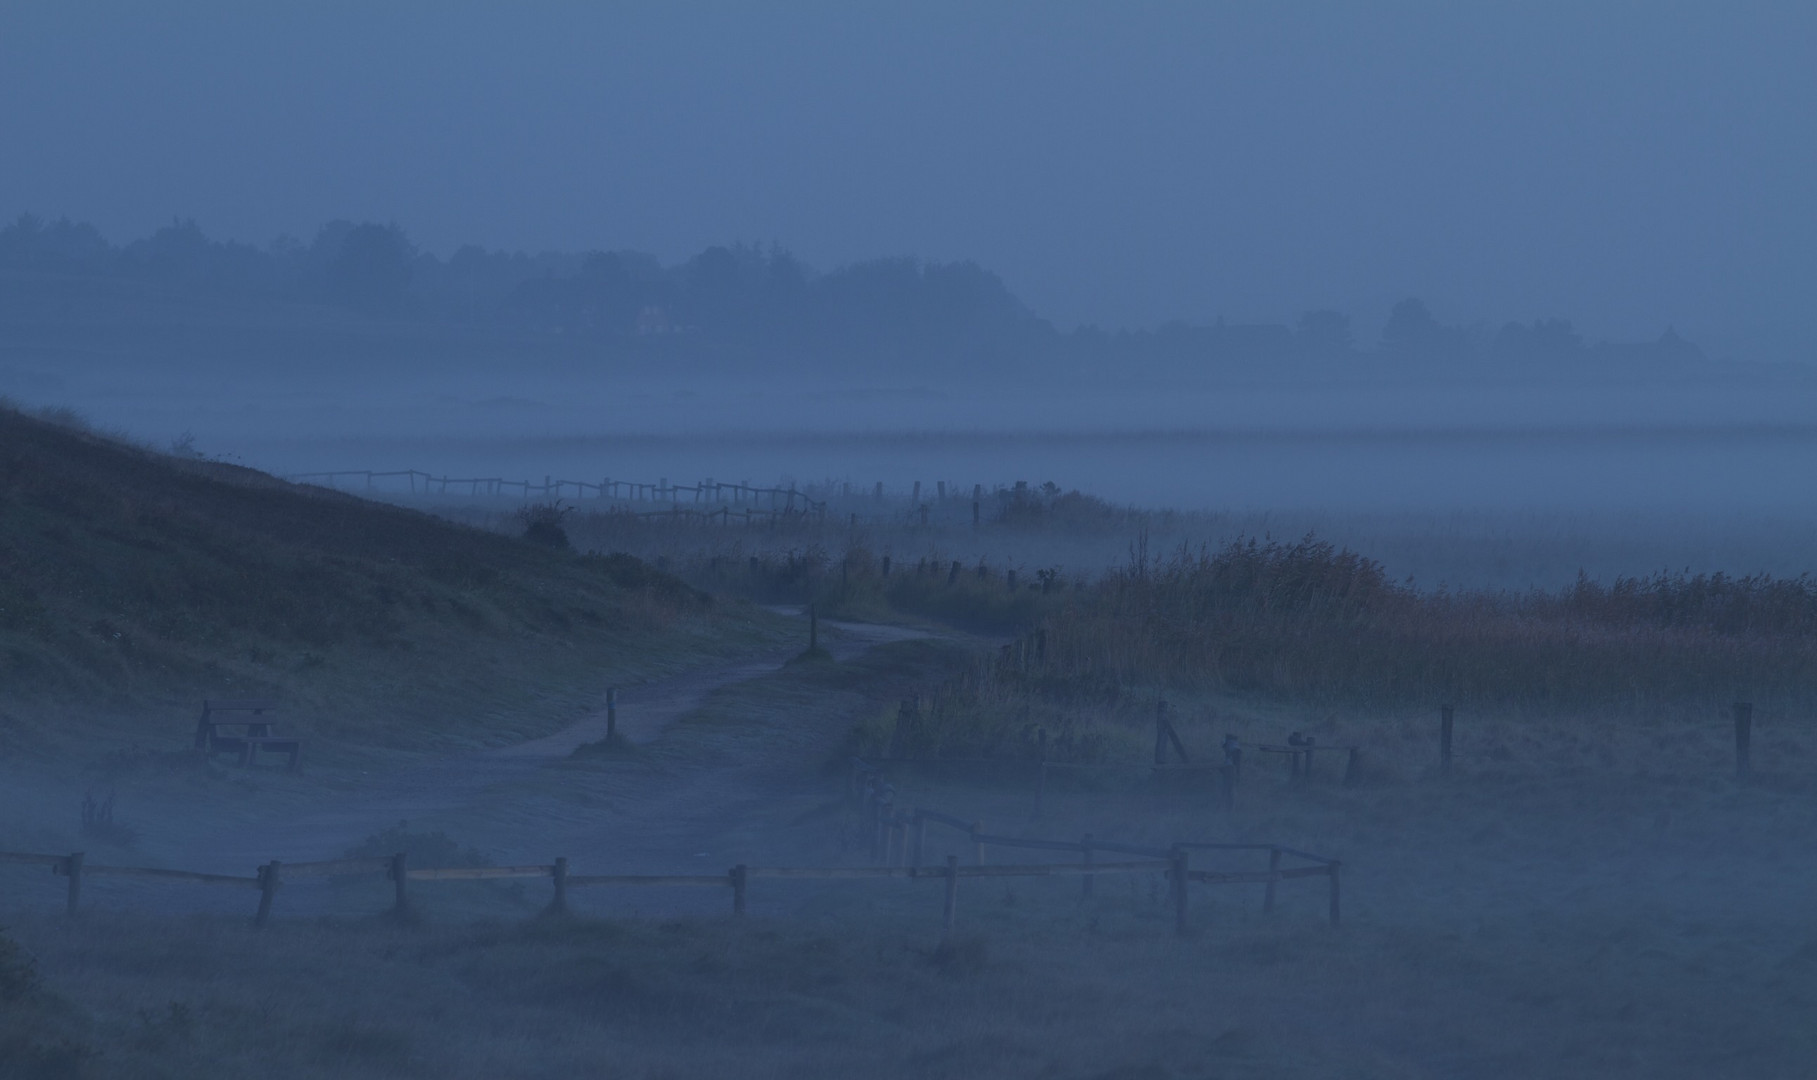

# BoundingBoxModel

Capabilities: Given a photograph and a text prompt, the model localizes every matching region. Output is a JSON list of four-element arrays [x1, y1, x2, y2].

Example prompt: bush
[[516, 501, 572, 550]]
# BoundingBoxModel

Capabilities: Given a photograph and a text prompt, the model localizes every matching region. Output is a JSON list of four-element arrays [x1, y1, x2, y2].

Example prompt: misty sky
[[3, 3, 1814, 360]]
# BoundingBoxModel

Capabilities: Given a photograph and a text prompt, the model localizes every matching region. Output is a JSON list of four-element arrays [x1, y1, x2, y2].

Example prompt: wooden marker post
[[547, 857, 569, 917], [1440, 705, 1455, 773], [63, 852, 83, 916], [1035, 728, 1048, 816], [1264, 847, 1281, 913], [941, 855, 959, 935], [390, 853, 410, 918], [254, 860, 281, 928], [1734, 702, 1753, 779], [1170, 848, 1190, 937]]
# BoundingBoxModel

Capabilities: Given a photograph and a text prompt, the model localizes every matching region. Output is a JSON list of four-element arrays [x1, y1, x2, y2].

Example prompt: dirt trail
[[187, 614, 932, 871]]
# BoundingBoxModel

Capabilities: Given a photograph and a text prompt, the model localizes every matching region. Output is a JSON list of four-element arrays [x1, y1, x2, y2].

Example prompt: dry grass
[[0, 405, 780, 755]]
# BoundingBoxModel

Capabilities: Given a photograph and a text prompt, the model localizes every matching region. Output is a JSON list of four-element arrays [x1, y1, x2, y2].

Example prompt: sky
[[2, 2, 1814, 360]]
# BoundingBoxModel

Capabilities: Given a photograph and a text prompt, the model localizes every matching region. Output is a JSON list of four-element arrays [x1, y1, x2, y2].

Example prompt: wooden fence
[[285, 470, 836, 513], [849, 770, 1341, 932], [0, 803, 1340, 937]]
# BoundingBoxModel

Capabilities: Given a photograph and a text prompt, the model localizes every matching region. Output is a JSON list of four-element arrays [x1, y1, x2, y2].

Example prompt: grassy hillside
[[0, 405, 775, 757]]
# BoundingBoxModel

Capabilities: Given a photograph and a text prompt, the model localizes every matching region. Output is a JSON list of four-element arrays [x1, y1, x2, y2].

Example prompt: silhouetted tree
[[325, 222, 414, 314]]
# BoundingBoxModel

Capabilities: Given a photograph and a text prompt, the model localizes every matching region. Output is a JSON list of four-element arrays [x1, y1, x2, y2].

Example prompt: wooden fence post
[[1440, 705, 1454, 773], [390, 852, 409, 918], [1035, 729, 1048, 816], [1170, 847, 1189, 937], [63, 852, 83, 916], [1734, 702, 1753, 779], [731, 864, 748, 916], [941, 855, 959, 936], [1328, 861, 1342, 925], [971, 821, 986, 866], [546, 857, 569, 917], [1081, 833, 1095, 898], [1264, 847, 1281, 913], [254, 860, 281, 928]]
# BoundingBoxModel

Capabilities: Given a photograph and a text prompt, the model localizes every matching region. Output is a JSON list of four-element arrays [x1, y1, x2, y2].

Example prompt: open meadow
[[3, 404, 1816, 1078]]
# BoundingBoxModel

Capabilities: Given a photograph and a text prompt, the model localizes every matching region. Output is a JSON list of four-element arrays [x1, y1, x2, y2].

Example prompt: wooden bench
[[193, 699, 304, 773]]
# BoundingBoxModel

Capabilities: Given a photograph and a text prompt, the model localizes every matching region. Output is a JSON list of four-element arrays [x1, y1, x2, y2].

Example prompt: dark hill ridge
[[0, 405, 762, 756]]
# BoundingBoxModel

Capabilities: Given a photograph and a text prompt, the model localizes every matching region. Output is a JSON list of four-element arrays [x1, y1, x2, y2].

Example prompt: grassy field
[[5, 427, 1816, 1078], [0, 404, 786, 761]]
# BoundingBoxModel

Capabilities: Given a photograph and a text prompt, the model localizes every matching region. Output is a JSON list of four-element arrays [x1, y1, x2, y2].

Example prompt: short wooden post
[[1081, 833, 1095, 898], [254, 860, 281, 927], [1170, 847, 1189, 937], [1034, 729, 1048, 815], [1439, 705, 1454, 773], [606, 688, 617, 741], [1328, 861, 1342, 925], [1263, 847, 1281, 913], [971, 821, 986, 866], [1734, 702, 1753, 779], [390, 852, 410, 918], [731, 864, 748, 916], [941, 855, 959, 935], [546, 857, 569, 916], [63, 852, 84, 916]]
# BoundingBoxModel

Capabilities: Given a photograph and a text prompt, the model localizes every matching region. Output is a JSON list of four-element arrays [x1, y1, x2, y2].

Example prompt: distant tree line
[[0, 213, 1711, 376]]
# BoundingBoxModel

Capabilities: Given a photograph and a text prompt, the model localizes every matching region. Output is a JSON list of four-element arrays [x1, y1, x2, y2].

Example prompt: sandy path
[[186, 614, 930, 870]]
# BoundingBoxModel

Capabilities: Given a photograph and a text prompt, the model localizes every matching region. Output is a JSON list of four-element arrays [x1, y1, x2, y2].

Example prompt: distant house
[[635, 305, 671, 335]]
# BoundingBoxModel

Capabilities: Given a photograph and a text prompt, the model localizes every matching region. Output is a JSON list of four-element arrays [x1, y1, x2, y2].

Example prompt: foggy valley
[[2, 5, 1816, 1079]]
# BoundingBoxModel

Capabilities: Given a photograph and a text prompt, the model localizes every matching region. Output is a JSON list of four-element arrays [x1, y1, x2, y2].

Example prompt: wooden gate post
[[63, 852, 83, 916], [390, 852, 410, 919], [254, 860, 281, 928], [731, 864, 748, 916], [1734, 702, 1753, 779], [1440, 705, 1455, 773], [941, 855, 959, 936]]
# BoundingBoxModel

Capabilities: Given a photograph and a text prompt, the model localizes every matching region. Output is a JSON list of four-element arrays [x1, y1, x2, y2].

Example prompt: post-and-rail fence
[[0, 794, 1339, 938], [283, 471, 1046, 529]]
